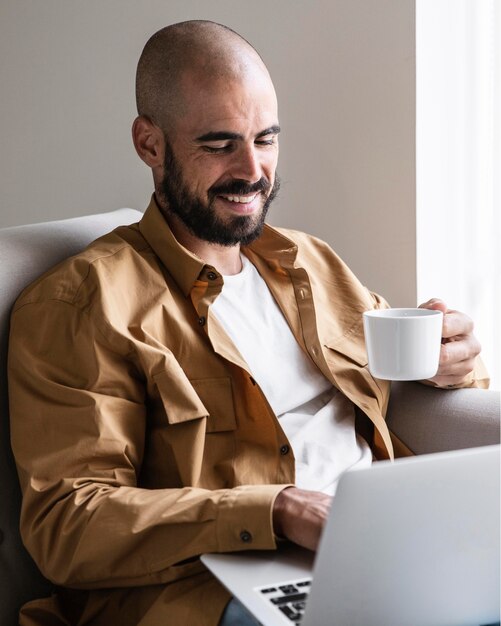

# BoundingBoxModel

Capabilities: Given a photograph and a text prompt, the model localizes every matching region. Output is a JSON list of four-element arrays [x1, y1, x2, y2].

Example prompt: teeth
[[222, 194, 257, 204]]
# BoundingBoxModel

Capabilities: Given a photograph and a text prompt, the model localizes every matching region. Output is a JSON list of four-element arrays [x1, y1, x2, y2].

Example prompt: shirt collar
[[246, 223, 298, 268], [139, 194, 299, 296], [139, 195, 205, 297]]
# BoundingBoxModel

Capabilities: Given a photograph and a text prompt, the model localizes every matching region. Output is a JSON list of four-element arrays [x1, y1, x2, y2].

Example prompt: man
[[8, 20, 487, 626]]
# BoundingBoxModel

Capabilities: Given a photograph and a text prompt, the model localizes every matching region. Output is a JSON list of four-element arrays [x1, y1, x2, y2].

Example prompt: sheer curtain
[[416, 0, 500, 389]]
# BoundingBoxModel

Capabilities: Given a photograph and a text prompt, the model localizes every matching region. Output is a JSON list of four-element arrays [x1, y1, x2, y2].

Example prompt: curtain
[[416, 0, 500, 389]]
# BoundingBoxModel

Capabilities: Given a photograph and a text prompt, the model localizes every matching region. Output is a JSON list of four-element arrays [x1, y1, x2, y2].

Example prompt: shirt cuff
[[215, 484, 293, 552]]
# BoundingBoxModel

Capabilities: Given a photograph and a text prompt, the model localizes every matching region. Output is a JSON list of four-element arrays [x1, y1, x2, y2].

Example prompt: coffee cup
[[363, 308, 443, 380]]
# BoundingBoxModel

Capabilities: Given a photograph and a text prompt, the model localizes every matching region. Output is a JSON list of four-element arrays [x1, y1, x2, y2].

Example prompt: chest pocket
[[153, 360, 237, 433], [323, 316, 369, 368], [324, 334, 369, 367]]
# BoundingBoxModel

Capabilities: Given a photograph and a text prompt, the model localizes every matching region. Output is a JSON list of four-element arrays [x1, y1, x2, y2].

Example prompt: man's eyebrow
[[196, 131, 242, 142], [256, 125, 281, 139], [195, 125, 281, 143]]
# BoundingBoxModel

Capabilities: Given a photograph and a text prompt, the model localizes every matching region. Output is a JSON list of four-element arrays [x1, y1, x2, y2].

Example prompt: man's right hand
[[272, 487, 332, 551]]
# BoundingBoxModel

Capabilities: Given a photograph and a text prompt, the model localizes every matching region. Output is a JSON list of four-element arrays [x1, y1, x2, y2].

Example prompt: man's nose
[[230, 144, 262, 183]]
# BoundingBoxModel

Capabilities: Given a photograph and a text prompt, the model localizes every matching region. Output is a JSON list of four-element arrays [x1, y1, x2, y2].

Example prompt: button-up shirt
[[8, 197, 488, 626]]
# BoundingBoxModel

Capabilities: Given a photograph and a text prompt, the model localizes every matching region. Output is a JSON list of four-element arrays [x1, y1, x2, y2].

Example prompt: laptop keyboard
[[256, 578, 312, 624]]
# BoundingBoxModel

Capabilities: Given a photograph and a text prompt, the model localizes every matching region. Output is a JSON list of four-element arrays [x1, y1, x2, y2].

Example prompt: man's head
[[133, 20, 280, 247]]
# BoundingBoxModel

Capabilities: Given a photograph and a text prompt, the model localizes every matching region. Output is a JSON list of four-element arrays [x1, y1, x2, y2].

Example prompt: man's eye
[[255, 138, 276, 146], [203, 144, 232, 153]]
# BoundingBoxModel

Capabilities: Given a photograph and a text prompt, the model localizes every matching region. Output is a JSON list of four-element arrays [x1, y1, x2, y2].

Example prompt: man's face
[[158, 69, 280, 246]]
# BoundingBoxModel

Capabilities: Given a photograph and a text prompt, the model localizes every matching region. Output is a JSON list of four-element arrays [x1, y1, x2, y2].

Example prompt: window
[[417, 0, 500, 389]]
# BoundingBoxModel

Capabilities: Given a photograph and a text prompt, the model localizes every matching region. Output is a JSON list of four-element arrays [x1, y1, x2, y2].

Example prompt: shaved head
[[136, 20, 269, 135]]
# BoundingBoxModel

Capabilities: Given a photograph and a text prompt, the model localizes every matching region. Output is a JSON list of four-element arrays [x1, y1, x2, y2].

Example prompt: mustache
[[209, 177, 271, 198]]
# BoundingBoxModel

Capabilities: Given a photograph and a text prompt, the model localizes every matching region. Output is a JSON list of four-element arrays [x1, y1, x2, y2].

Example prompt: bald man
[[9, 20, 487, 626]]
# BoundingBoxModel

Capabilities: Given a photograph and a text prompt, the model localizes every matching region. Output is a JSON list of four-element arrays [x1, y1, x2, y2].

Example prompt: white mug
[[363, 308, 443, 380]]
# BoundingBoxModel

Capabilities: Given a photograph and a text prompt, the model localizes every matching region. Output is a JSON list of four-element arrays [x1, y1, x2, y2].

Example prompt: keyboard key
[[271, 592, 308, 606], [279, 584, 298, 594], [279, 605, 300, 620], [260, 587, 277, 594]]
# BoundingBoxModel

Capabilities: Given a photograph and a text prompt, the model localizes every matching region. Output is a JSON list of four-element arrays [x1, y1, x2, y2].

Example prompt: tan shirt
[[8, 197, 488, 626]]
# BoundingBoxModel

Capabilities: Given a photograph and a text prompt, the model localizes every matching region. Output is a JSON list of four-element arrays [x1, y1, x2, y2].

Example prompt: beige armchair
[[0, 211, 499, 625]]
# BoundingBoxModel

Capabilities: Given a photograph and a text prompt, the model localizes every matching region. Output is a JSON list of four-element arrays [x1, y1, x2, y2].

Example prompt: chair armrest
[[386, 381, 500, 455]]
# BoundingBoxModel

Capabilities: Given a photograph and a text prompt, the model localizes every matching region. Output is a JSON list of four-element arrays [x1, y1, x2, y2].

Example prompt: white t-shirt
[[211, 254, 372, 495]]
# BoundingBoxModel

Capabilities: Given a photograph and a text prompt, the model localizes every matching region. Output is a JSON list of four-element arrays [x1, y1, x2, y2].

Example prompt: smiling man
[[8, 20, 488, 626], [133, 22, 281, 272]]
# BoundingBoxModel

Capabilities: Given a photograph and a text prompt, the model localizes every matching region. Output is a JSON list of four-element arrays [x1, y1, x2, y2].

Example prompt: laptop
[[202, 445, 500, 626]]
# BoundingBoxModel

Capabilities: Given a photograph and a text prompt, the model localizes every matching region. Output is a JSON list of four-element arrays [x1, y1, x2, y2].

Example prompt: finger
[[429, 354, 476, 385], [429, 372, 474, 387], [435, 356, 477, 380], [439, 335, 481, 367], [441, 311, 474, 339], [418, 298, 448, 314]]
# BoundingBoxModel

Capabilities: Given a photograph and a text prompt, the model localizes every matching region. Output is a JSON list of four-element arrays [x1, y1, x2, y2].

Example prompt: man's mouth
[[218, 193, 258, 204]]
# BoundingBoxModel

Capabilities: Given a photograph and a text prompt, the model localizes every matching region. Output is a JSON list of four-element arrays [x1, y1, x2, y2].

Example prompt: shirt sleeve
[[8, 299, 286, 589]]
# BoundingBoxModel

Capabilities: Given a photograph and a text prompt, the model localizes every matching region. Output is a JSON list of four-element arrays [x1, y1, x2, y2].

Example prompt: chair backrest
[[0, 208, 143, 626]]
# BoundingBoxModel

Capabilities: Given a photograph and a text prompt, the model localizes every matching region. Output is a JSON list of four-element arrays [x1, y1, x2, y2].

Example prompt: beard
[[158, 140, 280, 246]]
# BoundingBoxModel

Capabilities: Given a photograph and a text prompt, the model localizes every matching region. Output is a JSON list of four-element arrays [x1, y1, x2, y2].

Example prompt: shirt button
[[240, 530, 253, 543], [280, 444, 290, 456], [207, 271, 217, 281], [198, 316, 206, 326]]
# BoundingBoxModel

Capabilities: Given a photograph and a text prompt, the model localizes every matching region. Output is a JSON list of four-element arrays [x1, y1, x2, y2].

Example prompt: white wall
[[0, 0, 416, 306]]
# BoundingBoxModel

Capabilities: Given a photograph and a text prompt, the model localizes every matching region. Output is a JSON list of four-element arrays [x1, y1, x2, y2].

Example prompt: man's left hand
[[418, 298, 481, 387]]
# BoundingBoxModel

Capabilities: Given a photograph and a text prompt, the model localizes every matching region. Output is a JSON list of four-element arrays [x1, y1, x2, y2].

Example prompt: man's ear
[[132, 116, 164, 168]]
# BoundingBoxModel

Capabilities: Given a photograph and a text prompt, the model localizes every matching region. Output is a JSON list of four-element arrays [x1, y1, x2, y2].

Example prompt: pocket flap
[[324, 320, 368, 367], [153, 362, 236, 431], [153, 363, 208, 425]]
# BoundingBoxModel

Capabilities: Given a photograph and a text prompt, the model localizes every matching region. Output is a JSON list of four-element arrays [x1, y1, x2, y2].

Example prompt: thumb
[[418, 298, 448, 314]]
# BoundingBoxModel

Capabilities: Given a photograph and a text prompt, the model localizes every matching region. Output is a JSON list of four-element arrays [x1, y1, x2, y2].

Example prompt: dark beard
[[158, 140, 280, 246]]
